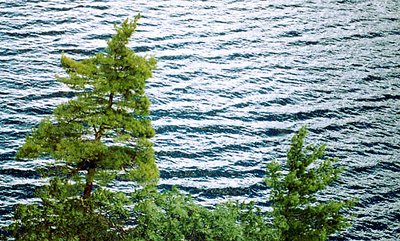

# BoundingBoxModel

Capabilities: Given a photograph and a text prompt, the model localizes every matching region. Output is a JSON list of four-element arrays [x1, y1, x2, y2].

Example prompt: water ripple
[[0, 0, 399, 240]]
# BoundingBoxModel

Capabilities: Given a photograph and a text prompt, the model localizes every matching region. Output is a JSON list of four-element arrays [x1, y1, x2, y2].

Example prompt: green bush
[[127, 187, 276, 241]]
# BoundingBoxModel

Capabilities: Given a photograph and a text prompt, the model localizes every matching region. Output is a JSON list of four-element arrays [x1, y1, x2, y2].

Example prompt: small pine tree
[[265, 126, 355, 241], [8, 15, 158, 240]]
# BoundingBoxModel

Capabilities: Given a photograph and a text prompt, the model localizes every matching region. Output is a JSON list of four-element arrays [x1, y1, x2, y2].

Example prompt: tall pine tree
[[8, 15, 158, 240]]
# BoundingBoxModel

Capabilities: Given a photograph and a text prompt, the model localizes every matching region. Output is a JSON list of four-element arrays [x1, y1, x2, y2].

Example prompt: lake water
[[0, 0, 399, 240]]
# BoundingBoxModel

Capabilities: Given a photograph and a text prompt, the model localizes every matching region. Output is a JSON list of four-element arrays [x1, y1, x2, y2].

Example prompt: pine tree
[[265, 127, 355, 241], [8, 15, 158, 240]]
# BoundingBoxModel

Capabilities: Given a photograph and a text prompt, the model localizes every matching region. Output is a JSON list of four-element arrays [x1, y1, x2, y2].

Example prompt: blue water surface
[[0, 0, 399, 240]]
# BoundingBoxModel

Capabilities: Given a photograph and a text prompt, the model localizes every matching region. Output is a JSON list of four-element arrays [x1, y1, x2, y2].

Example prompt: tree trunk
[[83, 167, 95, 199]]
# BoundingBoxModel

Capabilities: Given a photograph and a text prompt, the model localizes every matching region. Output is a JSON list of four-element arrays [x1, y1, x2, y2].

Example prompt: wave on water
[[0, 0, 399, 239]]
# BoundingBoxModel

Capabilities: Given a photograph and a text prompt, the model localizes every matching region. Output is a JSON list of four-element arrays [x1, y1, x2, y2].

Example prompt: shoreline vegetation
[[1, 16, 355, 241]]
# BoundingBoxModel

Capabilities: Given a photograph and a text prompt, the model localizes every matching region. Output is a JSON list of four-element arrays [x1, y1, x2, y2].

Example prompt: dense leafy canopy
[[127, 187, 276, 241]]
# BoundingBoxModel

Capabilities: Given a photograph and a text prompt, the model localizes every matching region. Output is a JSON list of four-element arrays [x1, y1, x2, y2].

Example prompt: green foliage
[[126, 187, 276, 241], [17, 15, 158, 185], [265, 126, 356, 241], [8, 180, 131, 241], [7, 15, 158, 241]]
